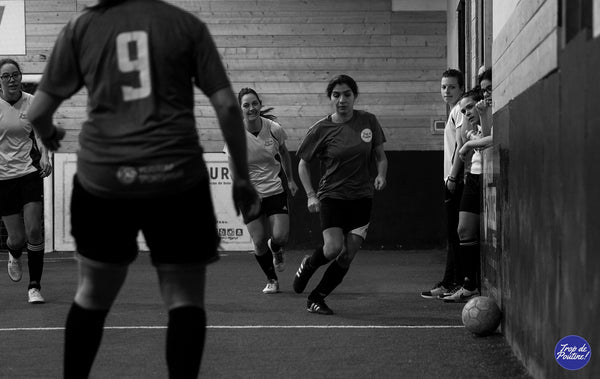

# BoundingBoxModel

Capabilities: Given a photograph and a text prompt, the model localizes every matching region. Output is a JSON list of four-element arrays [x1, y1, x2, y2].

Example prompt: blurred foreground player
[[27, 0, 259, 377]]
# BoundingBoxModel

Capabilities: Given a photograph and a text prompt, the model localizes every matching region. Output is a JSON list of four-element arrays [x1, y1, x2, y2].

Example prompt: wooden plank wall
[[492, 0, 558, 110], [14, 0, 447, 152]]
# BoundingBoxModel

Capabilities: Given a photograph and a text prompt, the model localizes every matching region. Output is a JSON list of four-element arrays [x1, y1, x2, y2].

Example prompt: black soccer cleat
[[307, 299, 334, 315], [293, 255, 316, 293]]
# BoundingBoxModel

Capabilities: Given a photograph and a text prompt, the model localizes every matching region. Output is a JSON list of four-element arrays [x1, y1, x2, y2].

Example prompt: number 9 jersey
[[37, 0, 231, 198]]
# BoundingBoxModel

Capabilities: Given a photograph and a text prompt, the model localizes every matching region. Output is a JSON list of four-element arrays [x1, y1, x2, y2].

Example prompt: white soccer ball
[[462, 296, 502, 336]]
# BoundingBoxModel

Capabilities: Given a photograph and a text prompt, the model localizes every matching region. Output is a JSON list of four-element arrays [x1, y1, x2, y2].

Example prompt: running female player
[[224, 88, 298, 294], [293, 74, 388, 315]]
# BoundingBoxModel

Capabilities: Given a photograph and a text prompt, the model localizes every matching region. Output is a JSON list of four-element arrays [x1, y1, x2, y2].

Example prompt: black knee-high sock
[[269, 239, 282, 253], [64, 302, 109, 379], [309, 260, 349, 301], [7, 242, 23, 259], [460, 239, 480, 291], [27, 242, 44, 289], [166, 306, 206, 379], [308, 246, 330, 269], [254, 250, 277, 280]]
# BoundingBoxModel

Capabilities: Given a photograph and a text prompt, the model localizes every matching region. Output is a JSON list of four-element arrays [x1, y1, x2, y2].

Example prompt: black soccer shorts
[[70, 175, 220, 266]]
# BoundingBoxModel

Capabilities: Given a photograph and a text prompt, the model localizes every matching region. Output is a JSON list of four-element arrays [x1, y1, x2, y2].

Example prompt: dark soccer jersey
[[297, 110, 386, 200], [38, 0, 231, 197]]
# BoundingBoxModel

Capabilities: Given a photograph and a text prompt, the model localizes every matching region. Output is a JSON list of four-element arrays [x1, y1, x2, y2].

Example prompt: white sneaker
[[268, 239, 285, 272], [28, 288, 45, 304], [7, 254, 22, 282], [443, 286, 479, 303], [262, 279, 279, 294]]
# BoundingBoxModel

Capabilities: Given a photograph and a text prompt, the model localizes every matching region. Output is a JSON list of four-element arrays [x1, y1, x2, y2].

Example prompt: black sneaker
[[293, 255, 315, 293], [307, 299, 334, 315]]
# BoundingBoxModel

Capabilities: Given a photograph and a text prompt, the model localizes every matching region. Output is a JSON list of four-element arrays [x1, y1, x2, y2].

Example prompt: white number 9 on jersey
[[116, 31, 152, 101]]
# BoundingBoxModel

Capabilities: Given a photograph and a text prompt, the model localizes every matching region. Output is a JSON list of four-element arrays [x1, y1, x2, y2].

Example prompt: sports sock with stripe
[[166, 306, 206, 378], [27, 242, 44, 289]]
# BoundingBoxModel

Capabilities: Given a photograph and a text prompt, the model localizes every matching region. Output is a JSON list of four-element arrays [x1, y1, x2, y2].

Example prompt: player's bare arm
[[373, 144, 387, 191], [278, 142, 298, 196], [298, 158, 319, 212]]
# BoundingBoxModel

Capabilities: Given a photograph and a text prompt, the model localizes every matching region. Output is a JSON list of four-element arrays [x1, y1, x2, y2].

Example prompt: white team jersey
[[224, 117, 287, 198], [0, 92, 38, 180], [468, 125, 483, 175], [443, 104, 463, 179]]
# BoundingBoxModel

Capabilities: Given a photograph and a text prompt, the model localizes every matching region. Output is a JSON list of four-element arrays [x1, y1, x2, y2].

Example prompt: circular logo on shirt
[[360, 129, 372, 143], [116, 166, 138, 185], [555, 335, 592, 370]]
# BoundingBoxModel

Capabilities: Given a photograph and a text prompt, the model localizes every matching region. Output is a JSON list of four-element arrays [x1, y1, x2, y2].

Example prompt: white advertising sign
[[204, 153, 253, 251], [0, 1, 26, 55]]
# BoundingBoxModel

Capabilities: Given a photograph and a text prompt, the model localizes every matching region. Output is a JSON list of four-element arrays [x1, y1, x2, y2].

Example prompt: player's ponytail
[[260, 107, 277, 121]]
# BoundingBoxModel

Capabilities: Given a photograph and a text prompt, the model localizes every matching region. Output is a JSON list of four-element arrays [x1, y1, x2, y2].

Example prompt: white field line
[[0, 325, 463, 332]]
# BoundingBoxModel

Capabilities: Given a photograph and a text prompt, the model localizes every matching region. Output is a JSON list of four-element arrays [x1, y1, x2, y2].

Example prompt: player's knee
[[7, 235, 26, 250], [25, 225, 43, 242], [324, 241, 344, 258], [75, 289, 116, 310], [457, 225, 476, 242]]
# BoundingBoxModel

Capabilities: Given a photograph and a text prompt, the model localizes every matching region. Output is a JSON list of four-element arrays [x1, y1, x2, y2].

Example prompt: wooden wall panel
[[17, 0, 447, 152], [492, 0, 558, 110]]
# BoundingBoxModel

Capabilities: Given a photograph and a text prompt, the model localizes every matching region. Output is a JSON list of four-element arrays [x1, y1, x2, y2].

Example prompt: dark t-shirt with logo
[[297, 110, 386, 200], [38, 0, 230, 198]]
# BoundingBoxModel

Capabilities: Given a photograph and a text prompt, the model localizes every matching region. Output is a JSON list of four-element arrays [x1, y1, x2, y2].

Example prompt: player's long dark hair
[[86, 0, 128, 10], [237, 87, 277, 121]]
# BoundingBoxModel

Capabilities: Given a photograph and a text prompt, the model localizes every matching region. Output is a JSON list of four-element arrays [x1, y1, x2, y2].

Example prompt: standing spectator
[[224, 87, 298, 294], [0, 58, 52, 304], [293, 74, 388, 315], [444, 81, 492, 303], [27, 0, 259, 377], [421, 69, 465, 299]]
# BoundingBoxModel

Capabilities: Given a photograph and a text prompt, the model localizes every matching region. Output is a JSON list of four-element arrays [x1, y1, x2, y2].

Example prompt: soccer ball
[[462, 296, 502, 336]]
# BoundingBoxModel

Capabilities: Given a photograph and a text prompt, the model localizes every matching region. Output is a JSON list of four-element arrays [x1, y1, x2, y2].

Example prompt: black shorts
[[243, 191, 288, 224], [319, 197, 372, 239], [0, 172, 43, 216], [70, 175, 220, 266], [459, 173, 481, 214]]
